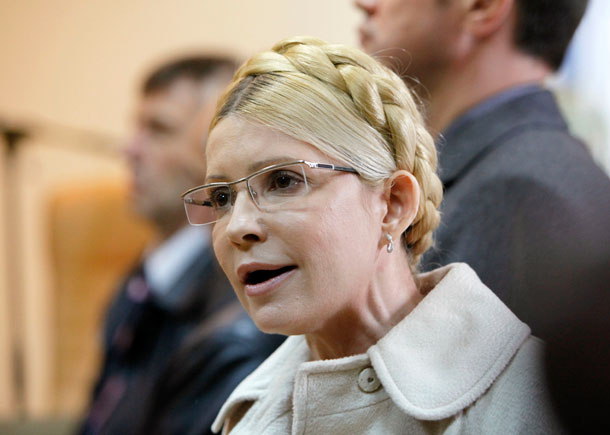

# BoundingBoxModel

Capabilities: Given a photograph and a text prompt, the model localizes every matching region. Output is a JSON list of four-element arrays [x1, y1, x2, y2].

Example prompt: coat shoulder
[[464, 337, 566, 434]]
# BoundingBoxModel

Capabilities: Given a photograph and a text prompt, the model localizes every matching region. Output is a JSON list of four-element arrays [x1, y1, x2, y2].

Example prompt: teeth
[[246, 266, 295, 285]]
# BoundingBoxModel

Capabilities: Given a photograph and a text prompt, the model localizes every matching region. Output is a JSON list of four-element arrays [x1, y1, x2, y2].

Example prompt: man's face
[[125, 78, 214, 229], [355, 0, 461, 88]]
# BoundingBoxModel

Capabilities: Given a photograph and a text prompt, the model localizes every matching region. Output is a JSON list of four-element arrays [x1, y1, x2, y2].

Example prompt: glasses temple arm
[[307, 162, 358, 174]]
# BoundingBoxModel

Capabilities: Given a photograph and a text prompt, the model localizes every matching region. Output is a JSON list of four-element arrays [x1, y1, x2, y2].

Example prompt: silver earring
[[386, 233, 394, 253]]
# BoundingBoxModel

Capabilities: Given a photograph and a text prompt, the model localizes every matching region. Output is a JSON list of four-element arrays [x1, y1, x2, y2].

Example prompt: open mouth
[[245, 266, 297, 285]]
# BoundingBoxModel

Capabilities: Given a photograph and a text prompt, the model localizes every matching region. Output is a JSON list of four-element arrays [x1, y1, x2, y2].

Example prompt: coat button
[[358, 367, 381, 393]]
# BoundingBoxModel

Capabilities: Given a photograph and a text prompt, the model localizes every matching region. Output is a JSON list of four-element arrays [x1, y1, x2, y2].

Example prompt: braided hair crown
[[212, 36, 442, 266]]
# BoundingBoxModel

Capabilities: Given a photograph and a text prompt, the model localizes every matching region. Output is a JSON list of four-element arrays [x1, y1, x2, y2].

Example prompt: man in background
[[356, 0, 610, 431], [80, 56, 283, 435], [355, 0, 609, 334]]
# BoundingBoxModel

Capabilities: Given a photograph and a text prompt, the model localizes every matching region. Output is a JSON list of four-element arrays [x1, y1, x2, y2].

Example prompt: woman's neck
[[305, 250, 423, 361]]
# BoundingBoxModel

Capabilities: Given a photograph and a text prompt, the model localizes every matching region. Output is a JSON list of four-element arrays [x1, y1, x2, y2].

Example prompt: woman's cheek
[[212, 224, 234, 281]]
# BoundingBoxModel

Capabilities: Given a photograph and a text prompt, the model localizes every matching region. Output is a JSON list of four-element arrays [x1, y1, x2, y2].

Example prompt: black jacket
[[80, 244, 283, 435]]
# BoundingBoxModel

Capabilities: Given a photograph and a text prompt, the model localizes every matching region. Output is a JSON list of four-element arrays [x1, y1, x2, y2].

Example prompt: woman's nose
[[225, 190, 267, 247]]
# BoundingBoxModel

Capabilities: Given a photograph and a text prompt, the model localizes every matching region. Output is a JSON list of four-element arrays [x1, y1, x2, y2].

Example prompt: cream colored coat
[[212, 263, 565, 434]]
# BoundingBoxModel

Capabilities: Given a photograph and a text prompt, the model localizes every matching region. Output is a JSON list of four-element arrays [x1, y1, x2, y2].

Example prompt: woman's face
[[206, 116, 387, 335]]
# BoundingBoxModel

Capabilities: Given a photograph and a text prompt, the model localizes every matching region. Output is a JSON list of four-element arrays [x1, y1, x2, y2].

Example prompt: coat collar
[[437, 86, 568, 186], [213, 263, 530, 431], [368, 263, 530, 420]]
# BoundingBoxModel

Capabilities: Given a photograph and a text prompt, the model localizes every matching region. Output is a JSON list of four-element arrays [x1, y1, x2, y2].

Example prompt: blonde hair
[[212, 36, 442, 266]]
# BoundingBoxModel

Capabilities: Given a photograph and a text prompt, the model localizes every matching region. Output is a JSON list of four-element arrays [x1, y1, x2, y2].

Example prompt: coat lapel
[[368, 264, 530, 420]]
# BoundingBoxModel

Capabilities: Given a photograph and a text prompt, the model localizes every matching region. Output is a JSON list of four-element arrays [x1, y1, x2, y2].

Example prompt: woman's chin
[[250, 308, 304, 336]]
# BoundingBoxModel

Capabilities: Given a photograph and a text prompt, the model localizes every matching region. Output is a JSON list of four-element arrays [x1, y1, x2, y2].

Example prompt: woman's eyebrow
[[205, 156, 299, 183], [247, 156, 296, 173]]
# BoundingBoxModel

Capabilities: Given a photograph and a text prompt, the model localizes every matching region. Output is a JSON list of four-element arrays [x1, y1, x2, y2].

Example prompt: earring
[[386, 233, 394, 253]]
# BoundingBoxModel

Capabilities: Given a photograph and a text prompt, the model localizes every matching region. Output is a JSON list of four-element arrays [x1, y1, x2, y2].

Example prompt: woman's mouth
[[238, 264, 297, 297], [245, 265, 296, 285]]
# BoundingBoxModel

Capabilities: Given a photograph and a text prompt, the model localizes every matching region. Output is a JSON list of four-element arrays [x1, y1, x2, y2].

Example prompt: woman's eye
[[210, 187, 231, 208], [268, 171, 303, 192]]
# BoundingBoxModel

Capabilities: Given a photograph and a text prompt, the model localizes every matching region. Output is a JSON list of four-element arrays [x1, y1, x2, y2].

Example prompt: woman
[[182, 37, 563, 434]]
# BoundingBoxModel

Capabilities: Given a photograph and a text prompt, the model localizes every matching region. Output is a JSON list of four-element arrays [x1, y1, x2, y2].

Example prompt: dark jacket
[[80, 244, 283, 435], [421, 87, 610, 339]]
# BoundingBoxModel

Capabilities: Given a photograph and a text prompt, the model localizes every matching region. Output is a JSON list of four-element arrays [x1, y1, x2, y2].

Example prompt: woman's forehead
[[205, 117, 326, 181]]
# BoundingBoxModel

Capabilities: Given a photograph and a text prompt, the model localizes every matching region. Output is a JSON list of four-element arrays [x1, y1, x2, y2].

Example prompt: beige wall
[[0, 0, 361, 419], [0, 0, 360, 137]]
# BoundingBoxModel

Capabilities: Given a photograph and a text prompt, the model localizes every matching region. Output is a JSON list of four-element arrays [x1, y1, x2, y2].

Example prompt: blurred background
[[0, 0, 607, 434]]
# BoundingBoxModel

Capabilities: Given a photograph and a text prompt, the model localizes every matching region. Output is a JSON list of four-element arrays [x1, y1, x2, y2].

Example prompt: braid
[[214, 36, 443, 266]]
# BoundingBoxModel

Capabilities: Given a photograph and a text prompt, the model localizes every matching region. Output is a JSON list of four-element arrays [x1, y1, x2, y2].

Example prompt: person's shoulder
[[210, 311, 285, 353], [152, 311, 285, 407], [476, 336, 564, 434], [178, 309, 285, 373], [466, 336, 567, 433], [440, 89, 610, 201], [484, 100, 607, 184], [496, 127, 596, 174], [494, 336, 560, 419], [464, 126, 610, 212], [467, 91, 602, 181], [501, 335, 545, 377]]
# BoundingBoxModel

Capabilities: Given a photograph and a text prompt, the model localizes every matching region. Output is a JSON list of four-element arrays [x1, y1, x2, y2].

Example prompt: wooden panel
[[0, 141, 16, 417], [48, 179, 154, 416]]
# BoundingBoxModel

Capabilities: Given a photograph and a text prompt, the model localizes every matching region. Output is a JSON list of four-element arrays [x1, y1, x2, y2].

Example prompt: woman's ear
[[381, 170, 420, 237]]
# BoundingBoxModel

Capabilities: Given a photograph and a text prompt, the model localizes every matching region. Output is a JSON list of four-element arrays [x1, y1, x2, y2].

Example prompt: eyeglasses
[[181, 160, 358, 226]]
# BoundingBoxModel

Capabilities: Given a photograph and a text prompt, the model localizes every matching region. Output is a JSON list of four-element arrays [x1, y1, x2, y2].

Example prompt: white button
[[358, 367, 381, 393]]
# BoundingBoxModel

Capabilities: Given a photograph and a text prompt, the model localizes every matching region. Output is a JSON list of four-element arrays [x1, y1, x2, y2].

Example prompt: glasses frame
[[181, 160, 358, 226]]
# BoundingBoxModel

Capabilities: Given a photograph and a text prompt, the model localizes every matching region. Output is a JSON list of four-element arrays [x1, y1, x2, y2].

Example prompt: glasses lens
[[183, 186, 227, 225], [249, 163, 309, 208], [184, 163, 311, 225]]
